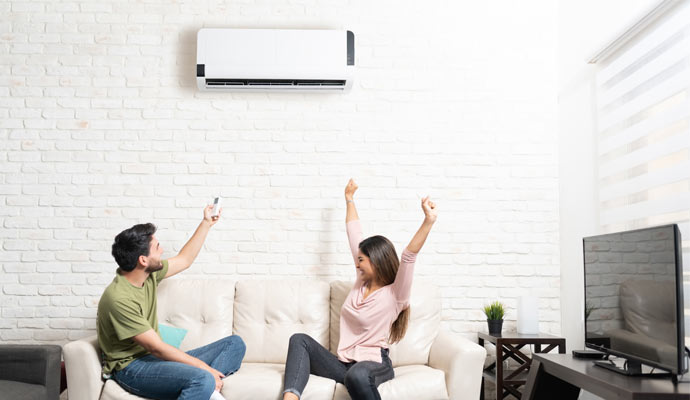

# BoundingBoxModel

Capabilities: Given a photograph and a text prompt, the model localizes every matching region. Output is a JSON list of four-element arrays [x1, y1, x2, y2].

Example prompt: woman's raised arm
[[345, 178, 359, 223], [345, 179, 363, 262], [344, 179, 364, 287], [391, 196, 437, 302], [406, 196, 437, 254]]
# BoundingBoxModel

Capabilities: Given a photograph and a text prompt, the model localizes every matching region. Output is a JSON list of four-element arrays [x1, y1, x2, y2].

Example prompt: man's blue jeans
[[113, 335, 246, 400]]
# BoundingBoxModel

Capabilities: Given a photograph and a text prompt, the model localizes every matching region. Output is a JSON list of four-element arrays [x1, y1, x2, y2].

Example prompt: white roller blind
[[594, 1, 690, 335]]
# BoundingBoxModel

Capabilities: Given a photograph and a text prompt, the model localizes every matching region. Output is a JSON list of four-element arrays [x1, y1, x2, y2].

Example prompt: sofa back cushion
[[157, 279, 235, 352], [329, 281, 441, 367], [234, 280, 331, 363]]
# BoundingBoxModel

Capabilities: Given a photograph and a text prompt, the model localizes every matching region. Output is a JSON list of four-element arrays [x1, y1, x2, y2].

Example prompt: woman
[[282, 179, 438, 400]]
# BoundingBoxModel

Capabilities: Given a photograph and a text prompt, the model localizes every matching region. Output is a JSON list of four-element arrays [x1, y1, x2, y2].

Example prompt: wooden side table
[[478, 332, 566, 399]]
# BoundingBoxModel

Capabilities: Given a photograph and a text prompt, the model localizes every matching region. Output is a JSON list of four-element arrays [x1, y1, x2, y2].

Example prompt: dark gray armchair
[[0, 345, 62, 400]]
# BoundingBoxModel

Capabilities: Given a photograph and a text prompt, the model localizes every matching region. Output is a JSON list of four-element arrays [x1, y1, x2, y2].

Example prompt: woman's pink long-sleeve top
[[337, 219, 417, 363]]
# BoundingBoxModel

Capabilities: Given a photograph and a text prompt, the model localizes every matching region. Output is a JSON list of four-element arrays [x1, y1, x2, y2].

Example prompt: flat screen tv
[[583, 223, 686, 377]]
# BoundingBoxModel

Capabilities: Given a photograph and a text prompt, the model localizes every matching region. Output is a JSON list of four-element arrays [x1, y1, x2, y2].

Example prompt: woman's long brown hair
[[359, 235, 410, 344]]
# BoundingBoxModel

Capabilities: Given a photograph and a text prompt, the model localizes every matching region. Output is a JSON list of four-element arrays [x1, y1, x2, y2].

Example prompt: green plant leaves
[[483, 300, 505, 320]]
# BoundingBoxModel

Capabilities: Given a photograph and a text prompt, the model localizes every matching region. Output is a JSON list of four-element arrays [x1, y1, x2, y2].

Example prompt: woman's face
[[356, 251, 377, 284]]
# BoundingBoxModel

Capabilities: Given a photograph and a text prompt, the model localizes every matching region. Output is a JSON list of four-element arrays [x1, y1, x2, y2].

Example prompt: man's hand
[[345, 178, 358, 201], [205, 365, 225, 391], [203, 204, 221, 226]]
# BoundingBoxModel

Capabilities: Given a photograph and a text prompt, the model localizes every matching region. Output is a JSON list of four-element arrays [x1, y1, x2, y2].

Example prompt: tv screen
[[583, 224, 685, 375]]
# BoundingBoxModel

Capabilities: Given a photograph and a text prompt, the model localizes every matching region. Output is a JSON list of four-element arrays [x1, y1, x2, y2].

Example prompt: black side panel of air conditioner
[[347, 31, 355, 66]]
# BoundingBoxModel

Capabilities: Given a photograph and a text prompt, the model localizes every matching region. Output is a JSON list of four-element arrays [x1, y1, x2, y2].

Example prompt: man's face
[[141, 235, 164, 273]]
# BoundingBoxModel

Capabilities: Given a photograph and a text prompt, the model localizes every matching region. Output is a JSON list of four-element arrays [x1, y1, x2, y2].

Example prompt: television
[[583, 223, 686, 377]]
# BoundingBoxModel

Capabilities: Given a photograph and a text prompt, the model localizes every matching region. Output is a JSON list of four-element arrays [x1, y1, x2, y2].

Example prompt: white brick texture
[[0, 0, 560, 346]]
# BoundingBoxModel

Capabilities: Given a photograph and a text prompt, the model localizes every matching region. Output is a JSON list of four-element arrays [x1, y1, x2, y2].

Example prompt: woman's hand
[[345, 179, 360, 222], [345, 178, 358, 201], [421, 196, 437, 224]]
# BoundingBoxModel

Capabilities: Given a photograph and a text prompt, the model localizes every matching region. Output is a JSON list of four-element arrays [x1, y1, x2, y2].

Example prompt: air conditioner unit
[[196, 28, 355, 92]]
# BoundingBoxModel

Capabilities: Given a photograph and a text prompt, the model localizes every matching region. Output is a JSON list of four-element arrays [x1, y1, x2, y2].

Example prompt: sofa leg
[[60, 361, 67, 393], [480, 376, 484, 400]]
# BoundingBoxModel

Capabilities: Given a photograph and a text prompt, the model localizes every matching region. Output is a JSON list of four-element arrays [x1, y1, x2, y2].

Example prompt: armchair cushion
[[0, 344, 62, 400], [0, 381, 48, 400]]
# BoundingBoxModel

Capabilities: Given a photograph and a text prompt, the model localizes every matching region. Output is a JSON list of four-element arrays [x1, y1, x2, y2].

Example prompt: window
[[593, 0, 690, 337]]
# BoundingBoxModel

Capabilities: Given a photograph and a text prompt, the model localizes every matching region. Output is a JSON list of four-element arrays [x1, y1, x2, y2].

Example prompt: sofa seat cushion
[[99, 364, 337, 400], [333, 365, 448, 400], [100, 379, 143, 400], [0, 380, 47, 400], [98, 363, 448, 400], [223, 363, 335, 400]]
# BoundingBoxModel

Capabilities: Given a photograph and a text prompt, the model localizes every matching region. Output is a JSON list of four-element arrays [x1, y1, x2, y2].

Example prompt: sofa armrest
[[428, 330, 486, 400], [0, 344, 62, 396], [63, 335, 105, 400]]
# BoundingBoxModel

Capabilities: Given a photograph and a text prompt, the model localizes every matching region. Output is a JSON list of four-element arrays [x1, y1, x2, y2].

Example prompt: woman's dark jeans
[[283, 333, 394, 400]]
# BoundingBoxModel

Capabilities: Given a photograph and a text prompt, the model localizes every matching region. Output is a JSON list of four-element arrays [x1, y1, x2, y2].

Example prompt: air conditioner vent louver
[[197, 29, 354, 92], [205, 79, 347, 89]]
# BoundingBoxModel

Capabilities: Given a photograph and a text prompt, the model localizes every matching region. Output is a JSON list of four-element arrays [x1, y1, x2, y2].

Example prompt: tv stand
[[523, 353, 689, 400], [595, 359, 642, 375], [593, 358, 674, 378]]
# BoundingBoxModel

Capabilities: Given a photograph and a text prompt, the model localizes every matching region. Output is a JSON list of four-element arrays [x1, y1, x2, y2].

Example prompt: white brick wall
[[0, 0, 559, 345]]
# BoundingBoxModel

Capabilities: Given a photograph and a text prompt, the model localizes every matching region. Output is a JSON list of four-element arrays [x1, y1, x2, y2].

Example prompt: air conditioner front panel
[[203, 66, 349, 80], [197, 28, 354, 92]]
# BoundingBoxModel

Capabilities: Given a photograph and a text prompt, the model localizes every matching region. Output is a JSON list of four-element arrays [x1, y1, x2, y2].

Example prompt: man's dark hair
[[111, 223, 157, 272]]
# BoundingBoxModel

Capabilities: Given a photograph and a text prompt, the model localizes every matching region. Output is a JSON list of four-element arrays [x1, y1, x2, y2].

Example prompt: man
[[97, 205, 245, 400]]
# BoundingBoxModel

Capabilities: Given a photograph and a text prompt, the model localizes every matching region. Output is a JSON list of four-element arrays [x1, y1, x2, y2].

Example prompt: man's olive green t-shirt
[[97, 260, 168, 375]]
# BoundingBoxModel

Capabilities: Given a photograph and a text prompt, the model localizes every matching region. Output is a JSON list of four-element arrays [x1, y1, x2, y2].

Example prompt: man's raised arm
[[166, 204, 221, 278]]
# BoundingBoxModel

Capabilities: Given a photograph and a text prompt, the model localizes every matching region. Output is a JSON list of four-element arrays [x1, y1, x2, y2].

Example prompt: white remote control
[[211, 197, 221, 217]]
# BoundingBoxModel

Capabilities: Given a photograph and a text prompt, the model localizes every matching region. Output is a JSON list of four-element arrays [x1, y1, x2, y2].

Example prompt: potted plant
[[483, 301, 505, 335]]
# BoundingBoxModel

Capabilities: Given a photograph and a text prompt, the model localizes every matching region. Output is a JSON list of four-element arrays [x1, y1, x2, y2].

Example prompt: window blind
[[594, 1, 690, 334]]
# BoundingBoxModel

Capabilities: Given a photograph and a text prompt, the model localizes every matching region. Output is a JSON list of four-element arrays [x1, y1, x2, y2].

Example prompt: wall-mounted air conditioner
[[196, 28, 355, 92]]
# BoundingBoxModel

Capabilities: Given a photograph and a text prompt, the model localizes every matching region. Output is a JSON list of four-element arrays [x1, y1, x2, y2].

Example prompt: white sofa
[[64, 280, 486, 400]]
